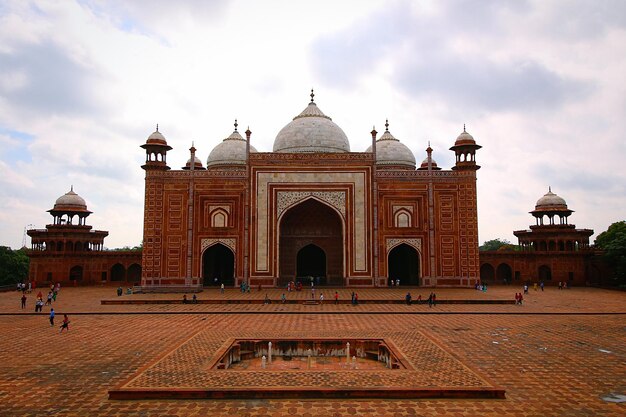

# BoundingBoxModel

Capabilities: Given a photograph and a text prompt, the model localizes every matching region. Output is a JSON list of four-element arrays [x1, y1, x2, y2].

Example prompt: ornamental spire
[[310, 88, 315, 103]]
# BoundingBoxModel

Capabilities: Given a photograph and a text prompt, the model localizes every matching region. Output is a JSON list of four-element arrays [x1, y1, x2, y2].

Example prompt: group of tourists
[[21, 283, 61, 312], [16, 281, 35, 292], [474, 282, 488, 292], [18, 281, 70, 333]]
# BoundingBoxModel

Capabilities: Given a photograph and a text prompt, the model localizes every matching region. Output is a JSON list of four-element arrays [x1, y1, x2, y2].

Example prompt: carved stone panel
[[386, 238, 422, 254], [277, 191, 346, 219], [201, 238, 236, 253]]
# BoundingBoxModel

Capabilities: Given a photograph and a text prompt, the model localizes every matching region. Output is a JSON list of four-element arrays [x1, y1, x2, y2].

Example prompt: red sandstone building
[[479, 188, 597, 286], [26, 187, 141, 285], [140, 94, 481, 289], [25, 95, 605, 289]]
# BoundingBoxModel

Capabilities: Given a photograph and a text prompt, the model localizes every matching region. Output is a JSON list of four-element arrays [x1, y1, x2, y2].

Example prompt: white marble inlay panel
[[201, 238, 236, 253], [255, 171, 367, 273], [386, 238, 422, 254], [276, 191, 346, 219]]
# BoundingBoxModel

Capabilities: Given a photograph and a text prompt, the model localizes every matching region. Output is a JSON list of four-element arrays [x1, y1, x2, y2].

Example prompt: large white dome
[[273, 97, 350, 153]]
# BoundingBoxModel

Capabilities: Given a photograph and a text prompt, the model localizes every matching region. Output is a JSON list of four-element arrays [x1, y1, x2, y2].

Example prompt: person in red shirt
[[59, 314, 70, 333]]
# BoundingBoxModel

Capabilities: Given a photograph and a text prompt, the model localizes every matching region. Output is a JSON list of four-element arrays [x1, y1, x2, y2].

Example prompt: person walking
[[49, 308, 55, 327], [405, 292, 412, 305], [59, 314, 70, 333], [220, 283, 224, 294], [334, 291, 339, 305], [319, 293, 324, 304], [21, 293, 27, 309]]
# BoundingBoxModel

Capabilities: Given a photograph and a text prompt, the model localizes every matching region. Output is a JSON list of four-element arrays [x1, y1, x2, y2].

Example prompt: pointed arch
[[394, 209, 412, 228], [111, 263, 126, 281], [387, 243, 420, 286], [202, 243, 235, 286], [210, 208, 229, 228], [278, 197, 344, 286], [69, 265, 83, 282], [480, 263, 495, 283]]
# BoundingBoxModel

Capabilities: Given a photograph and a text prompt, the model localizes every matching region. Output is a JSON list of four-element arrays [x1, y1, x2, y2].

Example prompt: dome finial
[[463, 124, 466, 133], [385, 119, 389, 132], [549, 186, 552, 193], [156, 123, 159, 132], [310, 88, 315, 103], [70, 185, 74, 192], [234, 119, 238, 132]]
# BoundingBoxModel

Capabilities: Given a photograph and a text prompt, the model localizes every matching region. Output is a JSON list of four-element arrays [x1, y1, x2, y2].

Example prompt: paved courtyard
[[0, 285, 624, 416]]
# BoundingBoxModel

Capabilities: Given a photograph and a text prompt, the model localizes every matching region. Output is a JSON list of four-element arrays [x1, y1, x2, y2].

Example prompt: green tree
[[595, 221, 626, 285], [479, 238, 516, 251], [0, 246, 30, 285]]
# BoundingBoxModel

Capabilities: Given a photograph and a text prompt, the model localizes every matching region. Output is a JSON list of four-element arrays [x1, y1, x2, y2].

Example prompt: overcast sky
[[1, 0, 625, 249]]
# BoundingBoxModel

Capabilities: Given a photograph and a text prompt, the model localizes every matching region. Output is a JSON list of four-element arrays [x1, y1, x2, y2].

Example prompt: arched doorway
[[202, 244, 235, 286], [279, 199, 343, 286], [296, 244, 326, 279], [496, 263, 513, 284], [480, 263, 495, 283], [387, 244, 420, 286], [69, 265, 83, 282], [111, 263, 126, 281], [127, 264, 142, 283], [538, 265, 552, 281]]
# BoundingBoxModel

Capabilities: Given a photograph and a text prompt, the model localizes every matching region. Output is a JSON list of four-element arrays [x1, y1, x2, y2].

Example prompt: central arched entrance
[[387, 244, 420, 286], [279, 198, 343, 286], [297, 244, 326, 278], [202, 244, 235, 286]]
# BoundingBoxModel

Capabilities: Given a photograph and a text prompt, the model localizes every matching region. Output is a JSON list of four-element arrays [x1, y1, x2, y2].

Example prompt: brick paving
[[0, 286, 624, 416]]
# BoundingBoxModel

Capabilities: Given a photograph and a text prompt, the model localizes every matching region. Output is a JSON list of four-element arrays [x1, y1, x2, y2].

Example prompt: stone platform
[[1, 286, 625, 416], [109, 331, 505, 400]]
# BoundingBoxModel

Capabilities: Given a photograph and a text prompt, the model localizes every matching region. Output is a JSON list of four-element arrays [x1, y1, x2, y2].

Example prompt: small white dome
[[454, 125, 476, 146], [365, 125, 415, 168], [146, 126, 168, 145], [419, 156, 440, 169], [207, 129, 257, 167], [54, 187, 87, 209], [273, 96, 350, 153], [536, 187, 567, 209], [183, 155, 204, 170]]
